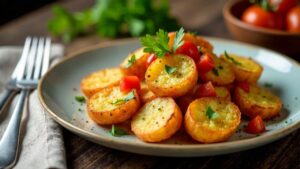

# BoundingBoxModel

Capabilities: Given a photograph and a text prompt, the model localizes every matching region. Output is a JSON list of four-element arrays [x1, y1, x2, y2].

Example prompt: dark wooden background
[[0, 0, 300, 168]]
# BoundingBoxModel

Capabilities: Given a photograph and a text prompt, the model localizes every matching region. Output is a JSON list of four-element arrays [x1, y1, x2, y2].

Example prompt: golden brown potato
[[220, 53, 263, 83], [131, 97, 182, 142], [200, 57, 235, 86], [185, 97, 241, 143], [215, 86, 231, 101], [233, 84, 282, 120], [139, 82, 157, 104], [145, 54, 198, 97], [87, 86, 140, 125], [81, 68, 123, 97], [168, 32, 213, 53], [120, 48, 149, 79]]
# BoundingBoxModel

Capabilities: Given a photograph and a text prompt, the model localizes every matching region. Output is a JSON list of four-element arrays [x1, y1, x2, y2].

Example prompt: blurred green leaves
[[48, 0, 179, 43]]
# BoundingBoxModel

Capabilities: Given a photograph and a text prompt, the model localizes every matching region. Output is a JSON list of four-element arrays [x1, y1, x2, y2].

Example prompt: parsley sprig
[[108, 125, 128, 137], [224, 51, 242, 66], [125, 55, 136, 68], [205, 106, 219, 119], [140, 27, 185, 58], [165, 65, 177, 74], [111, 91, 135, 105]]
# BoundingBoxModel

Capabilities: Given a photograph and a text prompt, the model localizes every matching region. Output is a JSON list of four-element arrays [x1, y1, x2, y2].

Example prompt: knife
[[0, 38, 31, 112]]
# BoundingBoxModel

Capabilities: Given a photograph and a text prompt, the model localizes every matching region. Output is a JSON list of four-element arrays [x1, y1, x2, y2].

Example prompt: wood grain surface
[[0, 0, 300, 168]]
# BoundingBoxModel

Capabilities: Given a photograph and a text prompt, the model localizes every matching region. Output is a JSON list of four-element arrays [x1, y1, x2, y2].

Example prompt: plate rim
[[38, 37, 300, 153]]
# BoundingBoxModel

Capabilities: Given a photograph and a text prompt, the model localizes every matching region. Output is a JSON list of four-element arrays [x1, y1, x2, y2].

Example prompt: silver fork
[[0, 37, 51, 168]]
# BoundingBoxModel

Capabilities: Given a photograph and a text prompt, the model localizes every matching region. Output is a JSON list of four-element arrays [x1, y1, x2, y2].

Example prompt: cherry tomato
[[242, 5, 283, 29], [197, 53, 214, 75], [237, 82, 250, 93], [145, 53, 157, 68], [269, 0, 298, 14], [175, 41, 200, 62], [195, 81, 217, 98], [286, 6, 300, 32], [245, 116, 266, 134], [120, 76, 141, 93]]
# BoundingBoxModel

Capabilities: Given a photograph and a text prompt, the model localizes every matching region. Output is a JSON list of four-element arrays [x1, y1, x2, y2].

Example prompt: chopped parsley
[[75, 96, 86, 103], [264, 82, 273, 88], [111, 91, 135, 105], [224, 51, 242, 66], [165, 65, 177, 74], [108, 125, 128, 137], [125, 55, 136, 68], [212, 67, 219, 76], [205, 106, 219, 119]]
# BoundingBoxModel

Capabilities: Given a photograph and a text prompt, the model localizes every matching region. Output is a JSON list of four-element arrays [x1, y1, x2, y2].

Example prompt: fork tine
[[41, 37, 51, 76], [25, 38, 38, 80], [33, 38, 45, 80], [14, 37, 32, 80]]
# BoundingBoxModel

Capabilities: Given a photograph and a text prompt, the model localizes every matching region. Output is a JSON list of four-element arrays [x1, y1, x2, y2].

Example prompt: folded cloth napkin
[[0, 45, 67, 169]]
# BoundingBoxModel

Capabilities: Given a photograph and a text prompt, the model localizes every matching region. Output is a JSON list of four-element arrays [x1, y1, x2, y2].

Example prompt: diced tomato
[[245, 116, 266, 134], [175, 41, 200, 62], [237, 82, 250, 93], [178, 96, 194, 113], [145, 53, 157, 68], [197, 53, 214, 75], [195, 81, 217, 98], [120, 76, 141, 93]]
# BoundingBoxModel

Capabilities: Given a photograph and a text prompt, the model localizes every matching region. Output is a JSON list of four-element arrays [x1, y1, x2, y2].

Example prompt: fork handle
[[0, 89, 14, 112], [0, 89, 29, 168]]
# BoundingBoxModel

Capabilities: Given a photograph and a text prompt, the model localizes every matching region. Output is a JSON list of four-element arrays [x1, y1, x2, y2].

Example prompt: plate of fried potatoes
[[39, 29, 300, 156]]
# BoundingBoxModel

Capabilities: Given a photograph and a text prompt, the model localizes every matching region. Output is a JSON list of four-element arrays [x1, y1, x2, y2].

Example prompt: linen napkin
[[0, 45, 67, 169]]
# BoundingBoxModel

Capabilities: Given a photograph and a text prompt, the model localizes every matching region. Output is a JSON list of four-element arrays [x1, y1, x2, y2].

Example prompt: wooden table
[[1, 0, 300, 168]]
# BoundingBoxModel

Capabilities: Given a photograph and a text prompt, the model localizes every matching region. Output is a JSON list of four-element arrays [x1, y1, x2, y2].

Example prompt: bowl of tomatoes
[[223, 0, 300, 57]]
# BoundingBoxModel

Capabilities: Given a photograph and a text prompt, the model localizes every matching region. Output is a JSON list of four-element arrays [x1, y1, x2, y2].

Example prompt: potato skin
[[87, 86, 140, 125], [220, 54, 263, 83], [131, 97, 182, 142], [120, 48, 149, 79], [233, 85, 282, 120], [145, 54, 198, 97], [185, 98, 241, 143], [81, 68, 123, 97]]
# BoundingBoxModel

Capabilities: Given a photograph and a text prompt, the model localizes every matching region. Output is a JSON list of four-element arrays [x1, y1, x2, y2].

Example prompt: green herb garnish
[[172, 27, 184, 52], [75, 96, 86, 103], [205, 106, 219, 119], [224, 51, 242, 66], [125, 55, 136, 68], [212, 67, 219, 76], [108, 125, 128, 137], [264, 82, 273, 88], [112, 91, 135, 105], [165, 65, 177, 74]]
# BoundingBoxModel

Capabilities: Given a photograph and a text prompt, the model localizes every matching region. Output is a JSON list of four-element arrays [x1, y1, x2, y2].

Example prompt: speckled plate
[[38, 38, 300, 157]]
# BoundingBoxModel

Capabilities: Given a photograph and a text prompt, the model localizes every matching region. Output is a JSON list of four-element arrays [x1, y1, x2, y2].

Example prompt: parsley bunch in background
[[48, 0, 179, 43]]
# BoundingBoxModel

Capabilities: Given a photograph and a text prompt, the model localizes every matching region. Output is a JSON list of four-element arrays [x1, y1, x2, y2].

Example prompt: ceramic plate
[[38, 38, 300, 157]]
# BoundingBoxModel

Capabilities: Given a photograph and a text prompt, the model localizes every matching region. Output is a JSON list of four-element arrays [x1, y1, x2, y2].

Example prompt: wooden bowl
[[223, 0, 300, 57]]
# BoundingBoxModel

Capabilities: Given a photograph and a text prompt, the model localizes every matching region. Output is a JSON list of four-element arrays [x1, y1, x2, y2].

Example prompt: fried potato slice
[[131, 97, 182, 142], [87, 86, 140, 125], [220, 53, 263, 83], [81, 68, 123, 97], [200, 57, 235, 86], [215, 86, 231, 101], [145, 54, 198, 97], [185, 97, 241, 143], [120, 48, 149, 79], [139, 82, 157, 104], [233, 84, 282, 120]]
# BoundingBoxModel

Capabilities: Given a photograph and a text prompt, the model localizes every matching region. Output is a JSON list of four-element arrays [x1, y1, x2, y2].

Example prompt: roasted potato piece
[[145, 54, 198, 97], [221, 53, 263, 83], [81, 68, 123, 97], [168, 32, 213, 53], [233, 84, 282, 120], [200, 57, 235, 86], [185, 97, 241, 143], [87, 86, 140, 125], [131, 97, 182, 142], [120, 48, 149, 79], [139, 82, 157, 104], [215, 86, 231, 101]]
